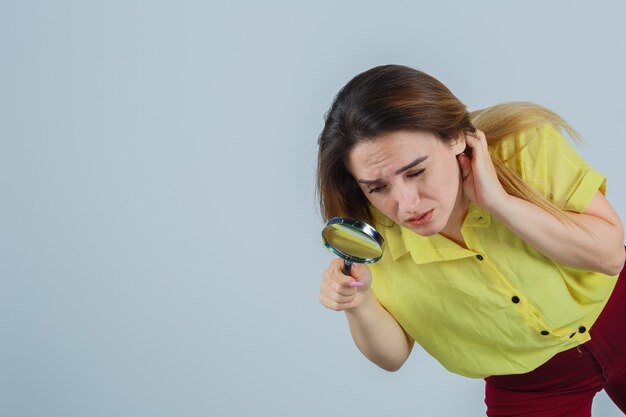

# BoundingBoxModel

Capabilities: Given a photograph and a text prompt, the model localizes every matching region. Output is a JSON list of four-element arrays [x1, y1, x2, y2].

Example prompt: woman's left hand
[[457, 130, 509, 212]]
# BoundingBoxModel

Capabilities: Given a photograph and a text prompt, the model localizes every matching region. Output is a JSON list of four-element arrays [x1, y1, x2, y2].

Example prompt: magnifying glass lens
[[321, 217, 384, 275], [322, 224, 382, 259]]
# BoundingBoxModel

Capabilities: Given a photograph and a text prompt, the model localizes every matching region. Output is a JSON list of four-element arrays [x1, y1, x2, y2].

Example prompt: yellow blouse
[[369, 124, 618, 378]]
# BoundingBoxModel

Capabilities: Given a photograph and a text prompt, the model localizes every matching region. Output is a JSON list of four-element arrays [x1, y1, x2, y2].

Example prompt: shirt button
[[541, 330, 549, 336], [511, 296, 520, 304], [579, 326, 587, 333], [475, 254, 484, 261]]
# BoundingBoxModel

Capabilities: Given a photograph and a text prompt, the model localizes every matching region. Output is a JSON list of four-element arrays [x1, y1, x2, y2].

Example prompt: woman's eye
[[407, 169, 425, 178], [368, 185, 386, 194]]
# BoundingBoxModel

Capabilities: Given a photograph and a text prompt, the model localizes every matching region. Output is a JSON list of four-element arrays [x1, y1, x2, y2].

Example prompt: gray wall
[[2, 1, 625, 416]]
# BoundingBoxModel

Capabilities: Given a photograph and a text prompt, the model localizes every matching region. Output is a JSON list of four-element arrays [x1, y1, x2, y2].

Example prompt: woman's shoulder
[[491, 123, 568, 161]]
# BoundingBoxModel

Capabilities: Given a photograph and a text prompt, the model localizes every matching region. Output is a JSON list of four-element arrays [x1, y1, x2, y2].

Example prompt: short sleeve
[[492, 124, 606, 213]]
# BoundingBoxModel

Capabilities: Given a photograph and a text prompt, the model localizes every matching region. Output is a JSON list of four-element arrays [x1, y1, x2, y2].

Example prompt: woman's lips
[[405, 209, 434, 226]]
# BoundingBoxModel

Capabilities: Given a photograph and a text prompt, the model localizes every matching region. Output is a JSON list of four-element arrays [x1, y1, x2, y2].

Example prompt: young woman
[[317, 64, 626, 416]]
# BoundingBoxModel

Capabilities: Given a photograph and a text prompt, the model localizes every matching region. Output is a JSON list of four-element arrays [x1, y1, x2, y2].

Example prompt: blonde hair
[[471, 102, 587, 229]]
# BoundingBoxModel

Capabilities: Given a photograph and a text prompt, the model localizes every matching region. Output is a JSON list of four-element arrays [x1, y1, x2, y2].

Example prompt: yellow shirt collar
[[374, 203, 491, 264]]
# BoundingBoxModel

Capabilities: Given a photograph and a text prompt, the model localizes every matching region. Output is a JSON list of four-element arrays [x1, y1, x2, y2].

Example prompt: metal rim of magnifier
[[321, 217, 385, 264]]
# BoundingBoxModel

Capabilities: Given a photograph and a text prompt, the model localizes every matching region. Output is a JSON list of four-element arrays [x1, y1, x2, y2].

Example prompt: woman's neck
[[439, 193, 470, 249]]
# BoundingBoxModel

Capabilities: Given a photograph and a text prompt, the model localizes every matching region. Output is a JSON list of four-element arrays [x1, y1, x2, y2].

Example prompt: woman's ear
[[451, 132, 467, 155]]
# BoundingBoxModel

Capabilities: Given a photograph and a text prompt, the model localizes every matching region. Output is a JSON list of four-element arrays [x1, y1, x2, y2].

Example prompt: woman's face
[[347, 130, 467, 236]]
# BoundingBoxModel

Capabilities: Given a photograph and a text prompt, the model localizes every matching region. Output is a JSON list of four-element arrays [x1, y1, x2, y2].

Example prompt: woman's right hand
[[319, 259, 373, 311]]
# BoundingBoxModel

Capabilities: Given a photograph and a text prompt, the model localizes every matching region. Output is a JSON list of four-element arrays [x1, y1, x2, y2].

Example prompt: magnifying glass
[[321, 217, 385, 275]]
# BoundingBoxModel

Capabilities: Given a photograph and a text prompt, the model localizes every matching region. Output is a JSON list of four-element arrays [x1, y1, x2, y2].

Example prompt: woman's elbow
[[378, 340, 413, 372], [599, 246, 625, 276], [379, 360, 406, 373]]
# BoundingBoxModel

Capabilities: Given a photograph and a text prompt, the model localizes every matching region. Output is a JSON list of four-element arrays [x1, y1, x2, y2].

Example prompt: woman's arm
[[460, 130, 625, 275], [344, 290, 414, 372], [320, 260, 414, 371], [491, 191, 625, 275]]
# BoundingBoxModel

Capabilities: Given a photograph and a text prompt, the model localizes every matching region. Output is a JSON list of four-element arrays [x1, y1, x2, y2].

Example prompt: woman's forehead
[[348, 131, 439, 176], [350, 131, 439, 162]]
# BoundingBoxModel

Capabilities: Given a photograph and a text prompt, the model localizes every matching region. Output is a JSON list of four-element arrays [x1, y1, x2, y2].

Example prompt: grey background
[[1, 1, 625, 416]]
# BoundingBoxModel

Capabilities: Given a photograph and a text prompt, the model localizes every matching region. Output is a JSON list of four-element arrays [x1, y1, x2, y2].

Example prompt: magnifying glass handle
[[342, 260, 353, 276]]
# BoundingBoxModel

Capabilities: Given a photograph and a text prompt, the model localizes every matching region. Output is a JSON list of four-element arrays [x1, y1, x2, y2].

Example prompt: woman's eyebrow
[[394, 156, 428, 175], [356, 156, 428, 184]]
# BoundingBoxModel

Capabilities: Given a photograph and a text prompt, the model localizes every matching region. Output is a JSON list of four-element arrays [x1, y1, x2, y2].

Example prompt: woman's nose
[[398, 188, 420, 214]]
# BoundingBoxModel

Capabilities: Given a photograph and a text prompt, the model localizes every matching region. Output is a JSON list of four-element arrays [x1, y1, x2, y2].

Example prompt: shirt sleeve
[[492, 124, 606, 213]]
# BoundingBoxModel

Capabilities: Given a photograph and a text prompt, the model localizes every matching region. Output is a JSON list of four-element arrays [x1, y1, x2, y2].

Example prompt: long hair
[[316, 64, 581, 227]]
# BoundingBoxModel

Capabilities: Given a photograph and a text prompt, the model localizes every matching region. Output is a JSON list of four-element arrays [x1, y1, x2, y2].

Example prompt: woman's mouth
[[405, 209, 434, 226]]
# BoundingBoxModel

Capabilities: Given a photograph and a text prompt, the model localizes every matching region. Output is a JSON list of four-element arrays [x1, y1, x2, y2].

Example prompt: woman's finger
[[321, 276, 357, 297], [319, 291, 355, 311]]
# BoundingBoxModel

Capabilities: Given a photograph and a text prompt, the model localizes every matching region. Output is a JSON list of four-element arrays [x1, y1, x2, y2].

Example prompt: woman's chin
[[403, 222, 441, 237]]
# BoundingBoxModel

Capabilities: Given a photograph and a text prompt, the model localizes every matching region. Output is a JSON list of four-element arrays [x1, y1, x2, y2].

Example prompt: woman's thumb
[[348, 264, 365, 287]]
